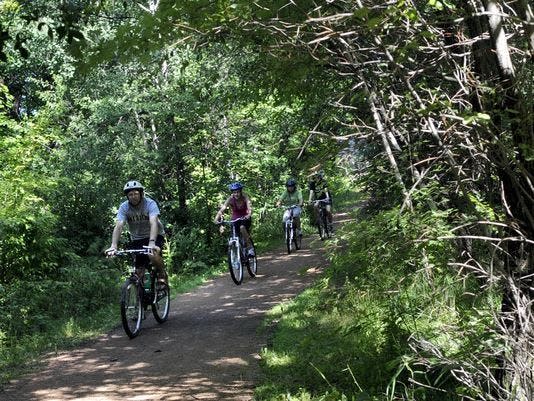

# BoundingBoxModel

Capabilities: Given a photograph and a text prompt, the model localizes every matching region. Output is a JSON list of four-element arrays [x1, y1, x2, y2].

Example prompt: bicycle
[[216, 217, 257, 285], [114, 248, 170, 338], [314, 199, 332, 240], [282, 205, 302, 254]]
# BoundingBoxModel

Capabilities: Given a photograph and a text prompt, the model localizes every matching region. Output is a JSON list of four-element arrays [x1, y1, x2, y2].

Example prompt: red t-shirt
[[230, 196, 249, 219]]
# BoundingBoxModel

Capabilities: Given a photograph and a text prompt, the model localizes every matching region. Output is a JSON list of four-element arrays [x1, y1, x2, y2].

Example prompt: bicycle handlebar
[[313, 199, 330, 204], [112, 247, 153, 256], [215, 216, 250, 225], [282, 204, 300, 210]]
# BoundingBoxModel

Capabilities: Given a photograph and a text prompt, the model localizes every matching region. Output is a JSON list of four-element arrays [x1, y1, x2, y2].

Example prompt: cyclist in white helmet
[[105, 180, 168, 284]]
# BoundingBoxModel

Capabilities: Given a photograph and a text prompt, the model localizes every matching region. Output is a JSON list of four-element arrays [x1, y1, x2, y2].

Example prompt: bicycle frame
[[116, 248, 155, 299], [217, 217, 256, 284], [283, 205, 301, 254], [314, 199, 331, 240], [285, 208, 294, 238]]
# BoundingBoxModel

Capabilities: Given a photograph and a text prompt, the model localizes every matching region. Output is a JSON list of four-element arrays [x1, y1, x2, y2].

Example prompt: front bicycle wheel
[[246, 239, 258, 277], [227, 242, 243, 285], [286, 223, 293, 254], [120, 278, 142, 339], [152, 279, 170, 323]]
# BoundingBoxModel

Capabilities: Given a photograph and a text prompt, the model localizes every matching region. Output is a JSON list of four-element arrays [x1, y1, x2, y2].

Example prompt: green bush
[[166, 227, 221, 275], [0, 258, 120, 341], [0, 206, 65, 284]]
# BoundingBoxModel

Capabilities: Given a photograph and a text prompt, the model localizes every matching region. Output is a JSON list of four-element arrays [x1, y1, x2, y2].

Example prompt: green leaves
[[427, 0, 456, 11], [462, 112, 491, 126]]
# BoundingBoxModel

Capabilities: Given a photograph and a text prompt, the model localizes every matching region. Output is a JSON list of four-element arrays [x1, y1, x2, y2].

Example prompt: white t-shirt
[[117, 197, 165, 240]]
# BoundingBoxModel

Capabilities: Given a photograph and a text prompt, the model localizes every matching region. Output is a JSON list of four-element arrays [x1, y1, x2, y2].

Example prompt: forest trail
[[1, 212, 352, 401]]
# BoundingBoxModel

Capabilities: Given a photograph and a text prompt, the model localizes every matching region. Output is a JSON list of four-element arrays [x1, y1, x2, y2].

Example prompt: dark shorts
[[233, 218, 252, 235], [128, 235, 165, 268]]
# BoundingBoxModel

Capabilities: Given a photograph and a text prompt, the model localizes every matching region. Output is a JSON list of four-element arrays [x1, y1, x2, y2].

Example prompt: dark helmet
[[286, 178, 297, 187], [123, 180, 145, 195], [228, 182, 244, 191]]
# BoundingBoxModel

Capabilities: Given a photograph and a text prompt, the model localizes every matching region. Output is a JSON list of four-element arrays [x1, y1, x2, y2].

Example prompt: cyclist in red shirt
[[215, 182, 254, 256]]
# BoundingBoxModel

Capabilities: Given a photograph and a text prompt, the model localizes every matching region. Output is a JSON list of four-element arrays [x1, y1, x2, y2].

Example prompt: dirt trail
[[0, 215, 351, 401]]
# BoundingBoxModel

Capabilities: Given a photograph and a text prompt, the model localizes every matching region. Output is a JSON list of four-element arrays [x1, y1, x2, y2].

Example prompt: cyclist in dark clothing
[[308, 170, 333, 231]]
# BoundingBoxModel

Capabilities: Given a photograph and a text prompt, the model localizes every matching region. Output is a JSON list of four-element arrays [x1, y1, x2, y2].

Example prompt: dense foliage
[[0, 0, 532, 400]]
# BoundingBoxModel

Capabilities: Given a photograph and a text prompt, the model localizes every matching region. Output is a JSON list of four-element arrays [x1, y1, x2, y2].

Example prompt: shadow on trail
[[1, 235, 329, 401]]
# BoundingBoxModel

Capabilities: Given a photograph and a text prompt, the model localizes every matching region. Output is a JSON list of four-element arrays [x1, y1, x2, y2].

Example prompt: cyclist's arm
[[215, 198, 230, 222], [148, 215, 160, 249], [298, 190, 304, 207], [324, 185, 331, 200], [109, 219, 126, 250], [276, 191, 286, 207], [308, 180, 315, 202]]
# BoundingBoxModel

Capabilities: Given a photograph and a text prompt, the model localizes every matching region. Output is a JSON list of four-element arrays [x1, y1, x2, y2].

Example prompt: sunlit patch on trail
[[207, 357, 248, 367]]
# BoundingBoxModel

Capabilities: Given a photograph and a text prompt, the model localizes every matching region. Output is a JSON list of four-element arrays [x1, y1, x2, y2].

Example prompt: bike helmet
[[286, 178, 297, 187], [123, 180, 145, 195], [228, 182, 244, 191]]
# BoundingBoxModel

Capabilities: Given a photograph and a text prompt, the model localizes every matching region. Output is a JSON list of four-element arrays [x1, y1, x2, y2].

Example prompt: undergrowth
[[256, 205, 501, 401]]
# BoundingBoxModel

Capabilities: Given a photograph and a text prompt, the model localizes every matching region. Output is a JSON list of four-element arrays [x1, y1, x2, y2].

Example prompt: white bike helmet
[[123, 180, 145, 195]]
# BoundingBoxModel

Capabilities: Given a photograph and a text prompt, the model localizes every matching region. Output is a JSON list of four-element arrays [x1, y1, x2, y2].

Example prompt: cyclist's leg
[[325, 204, 333, 230], [294, 216, 302, 235], [282, 210, 290, 233], [293, 207, 302, 234], [129, 239, 148, 278], [317, 195, 328, 226], [153, 235, 167, 283], [312, 204, 320, 224], [240, 219, 254, 255], [240, 225, 251, 247], [282, 210, 290, 224]]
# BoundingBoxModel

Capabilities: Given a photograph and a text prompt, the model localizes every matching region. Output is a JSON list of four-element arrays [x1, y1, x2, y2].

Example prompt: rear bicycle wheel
[[321, 211, 329, 240], [246, 239, 258, 277], [317, 210, 326, 240], [227, 242, 243, 285], [294, 227, 301, 250], [152, 279, 170, 323], [120, 278, 142, 338], [315, 209, 323, 238]]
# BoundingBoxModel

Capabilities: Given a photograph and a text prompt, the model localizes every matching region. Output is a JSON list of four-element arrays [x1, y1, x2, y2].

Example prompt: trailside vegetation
[[0, 0, 532, 400]]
